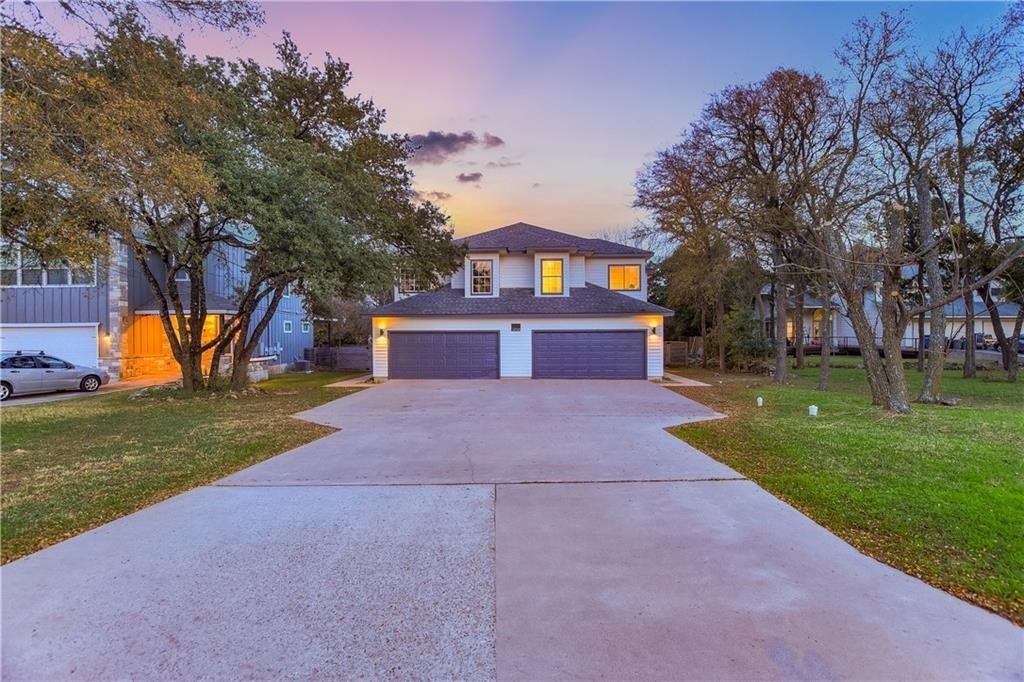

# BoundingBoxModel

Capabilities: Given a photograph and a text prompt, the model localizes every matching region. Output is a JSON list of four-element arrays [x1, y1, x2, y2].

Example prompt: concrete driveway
[[2, 380, 1020, 680]]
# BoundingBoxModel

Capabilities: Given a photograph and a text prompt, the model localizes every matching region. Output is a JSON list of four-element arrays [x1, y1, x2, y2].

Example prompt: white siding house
[[372, 223, 671, 381]]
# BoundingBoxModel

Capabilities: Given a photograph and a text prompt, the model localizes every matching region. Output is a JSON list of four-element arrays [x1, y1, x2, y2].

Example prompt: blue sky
[[174, 2, 1010, 236]]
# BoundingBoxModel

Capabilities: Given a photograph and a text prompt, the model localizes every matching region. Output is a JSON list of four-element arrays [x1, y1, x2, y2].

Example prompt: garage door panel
[[532, 331, 645, 379], [389, 332, 499, 379], [0, 325, 99, 368]]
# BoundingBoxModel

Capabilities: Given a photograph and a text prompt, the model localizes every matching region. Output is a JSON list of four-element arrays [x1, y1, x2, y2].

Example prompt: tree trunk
[[774, 292, 788, 382], [916, 310, 925, 372], [229, 355, 250, 391], [179, 352, 199, 393], [917, 170, 947, 404], [715, 292, 726, 372], [877, 268, 912, 414], [842, 286, 901, 409], [962, 291, 976, 378], [818, 291, 832, 391], [915, 261, 925, 372], [1009, 311, 1023, 383], [168, 315, 206, 394], [754, 290, 768, 328], [700, 307, 708, 370], [981, 283, 1014, 376], [793, 283, 805, 370], [207, 316, 240, 384], [229, 287, 287, 391], [771, 248, 788, 384]]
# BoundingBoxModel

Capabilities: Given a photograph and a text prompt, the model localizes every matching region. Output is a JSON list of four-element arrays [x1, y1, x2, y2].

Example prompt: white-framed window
[[283, 284, 292, 298], [301, 320, 311, 334], [540, 258, 563, 295], [174, 269, 190, 282], [399, 271, 424, 294], [283, 320, 293, 333], [0, 243, 96, 287], [471, 259, 492, 295], [608, 264, 641, 291]]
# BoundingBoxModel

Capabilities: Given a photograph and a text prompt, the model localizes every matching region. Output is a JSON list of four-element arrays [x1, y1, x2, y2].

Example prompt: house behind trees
[[0, 240, 312, 380]]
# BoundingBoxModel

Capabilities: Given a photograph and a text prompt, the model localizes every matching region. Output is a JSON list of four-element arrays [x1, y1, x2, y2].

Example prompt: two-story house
[[370, 222, 672, 380], [0, 240, 312, 382]]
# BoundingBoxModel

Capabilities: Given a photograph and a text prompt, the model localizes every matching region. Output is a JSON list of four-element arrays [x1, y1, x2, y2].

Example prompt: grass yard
[[667, 361, 1024, 624], [1, 371, 364, 564]]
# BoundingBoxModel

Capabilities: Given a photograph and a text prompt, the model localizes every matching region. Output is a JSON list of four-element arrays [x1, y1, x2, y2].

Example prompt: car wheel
[[80, 375, 101, 392], [0, 382, 10, 401]]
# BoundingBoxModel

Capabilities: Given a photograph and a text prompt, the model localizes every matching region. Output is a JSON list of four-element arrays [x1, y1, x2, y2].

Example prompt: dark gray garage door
[[532, 330, 646, 379], [388, 331, 499, 379]]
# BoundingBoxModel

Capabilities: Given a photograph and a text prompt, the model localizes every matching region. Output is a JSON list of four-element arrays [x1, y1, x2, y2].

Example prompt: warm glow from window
[[541, 259, 563, 294], [609, 265, 641, 291]]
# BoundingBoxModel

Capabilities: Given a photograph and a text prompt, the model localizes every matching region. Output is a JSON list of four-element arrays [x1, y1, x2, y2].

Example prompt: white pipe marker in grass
[[756, 396, 763, 407], [809, 405, 819, 417]]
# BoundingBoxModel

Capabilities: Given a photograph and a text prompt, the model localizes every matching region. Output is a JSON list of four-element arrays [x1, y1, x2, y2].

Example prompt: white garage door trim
[[0, 323, 100, 368]]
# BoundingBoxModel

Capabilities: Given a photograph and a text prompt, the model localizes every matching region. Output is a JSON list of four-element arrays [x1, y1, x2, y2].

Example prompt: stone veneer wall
[[99, 240, 129, 381]]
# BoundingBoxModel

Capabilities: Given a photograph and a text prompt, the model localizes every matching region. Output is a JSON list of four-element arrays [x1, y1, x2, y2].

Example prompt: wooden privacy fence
[[304, 345, 372, 371], [664, 338, 703, 365]]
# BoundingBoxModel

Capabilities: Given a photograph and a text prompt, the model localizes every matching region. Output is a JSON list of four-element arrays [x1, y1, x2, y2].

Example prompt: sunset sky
[[114, 3, 1014, 237]]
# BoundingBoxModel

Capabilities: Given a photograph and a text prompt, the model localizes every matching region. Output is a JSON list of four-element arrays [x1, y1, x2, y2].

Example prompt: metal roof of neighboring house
[[135, 282, 239, 315], [943, 297, 1021, 318], [455, 222, 652, 257], [371, 284, 673, 317], [758, 289, 1022, 318]]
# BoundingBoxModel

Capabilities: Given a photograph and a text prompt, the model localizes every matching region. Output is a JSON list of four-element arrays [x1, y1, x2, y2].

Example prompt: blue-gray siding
[[207, 243, 312, 363], [0, 270, 109, 327]]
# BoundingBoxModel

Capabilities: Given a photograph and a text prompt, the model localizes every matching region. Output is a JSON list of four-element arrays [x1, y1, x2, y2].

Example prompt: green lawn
[[0, 371, 363, 563], [667, 361, 1024, 624]]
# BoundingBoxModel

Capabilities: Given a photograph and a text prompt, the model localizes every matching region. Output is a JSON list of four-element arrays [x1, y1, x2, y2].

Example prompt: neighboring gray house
[[761, 286, 1022, 351], [0, 241, 312, 381], [370, 222, 673, 380]]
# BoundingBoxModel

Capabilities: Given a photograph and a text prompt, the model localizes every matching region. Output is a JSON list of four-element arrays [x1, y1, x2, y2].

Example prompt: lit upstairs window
[[609, 265, 641, 291], [541, 258, 563, 295]]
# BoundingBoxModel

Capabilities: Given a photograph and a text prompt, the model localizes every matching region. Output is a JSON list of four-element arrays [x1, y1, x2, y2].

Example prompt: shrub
[[724, 309, 773, 371]]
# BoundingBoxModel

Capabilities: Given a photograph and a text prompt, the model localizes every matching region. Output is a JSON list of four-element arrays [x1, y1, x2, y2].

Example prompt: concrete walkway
[[2, 380, 1020, 680], [662, 370, 712, 386]]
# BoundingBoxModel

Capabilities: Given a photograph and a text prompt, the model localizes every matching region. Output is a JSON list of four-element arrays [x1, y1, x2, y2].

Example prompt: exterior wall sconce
[[379, 328, 387, 338], [650, 326, 657, 336]]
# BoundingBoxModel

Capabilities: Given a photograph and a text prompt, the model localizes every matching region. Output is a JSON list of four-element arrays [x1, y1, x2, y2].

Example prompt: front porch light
[[379, 328, 387, 338], [650, 326, 657, 336]]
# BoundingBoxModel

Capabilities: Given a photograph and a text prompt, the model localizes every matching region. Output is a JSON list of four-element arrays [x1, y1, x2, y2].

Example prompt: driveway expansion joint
[[211, 476, 751, 488]]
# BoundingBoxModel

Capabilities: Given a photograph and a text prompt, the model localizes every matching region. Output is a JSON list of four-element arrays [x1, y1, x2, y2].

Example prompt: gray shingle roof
[[135, 282, 238, 314], [455, 222, 652, 257], [372, 284, 673, 317]]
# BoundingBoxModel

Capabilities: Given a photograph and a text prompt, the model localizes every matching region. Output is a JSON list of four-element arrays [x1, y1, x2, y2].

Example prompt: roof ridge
[[454, 222, 650, 255]]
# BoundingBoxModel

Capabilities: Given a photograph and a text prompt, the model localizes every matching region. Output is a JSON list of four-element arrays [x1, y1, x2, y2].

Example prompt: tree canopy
[[637, 8, 1023, 412], [2, 13, 462, 391]]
